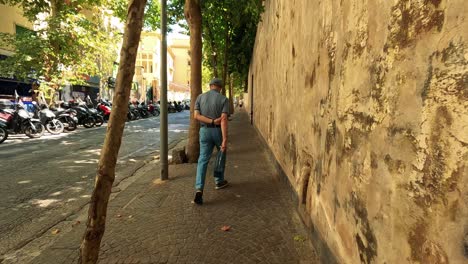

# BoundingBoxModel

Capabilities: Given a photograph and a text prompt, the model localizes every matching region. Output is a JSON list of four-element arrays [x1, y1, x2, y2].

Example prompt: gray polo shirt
[[194, 90, 229, 121]]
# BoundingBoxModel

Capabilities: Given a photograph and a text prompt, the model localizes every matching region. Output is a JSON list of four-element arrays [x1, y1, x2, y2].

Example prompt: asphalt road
[[0, 111, 189, 256]]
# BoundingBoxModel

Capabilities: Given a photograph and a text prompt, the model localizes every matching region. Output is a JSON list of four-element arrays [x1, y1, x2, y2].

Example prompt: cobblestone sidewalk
[[30, 111, 319, 264]]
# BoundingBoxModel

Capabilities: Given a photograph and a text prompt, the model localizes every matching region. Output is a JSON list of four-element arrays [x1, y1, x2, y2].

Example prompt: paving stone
[[29, 112, 319, 263]]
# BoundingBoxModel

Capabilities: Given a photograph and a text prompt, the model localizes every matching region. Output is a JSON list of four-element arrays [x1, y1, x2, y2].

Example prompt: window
[[136, 52, 154, 74], [15, 25, 34, 39]]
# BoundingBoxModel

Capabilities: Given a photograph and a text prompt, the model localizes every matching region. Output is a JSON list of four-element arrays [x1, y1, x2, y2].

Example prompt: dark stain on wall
[[426, 0, 442, 7], [370, 152, 379, 169], [388, 0, 445, 48], [325, 121, 336, 153], [305, 66, 316, 88], [292, 44, 296, 58], [464, 231, 468, 257], [421, 54, 434, 102], [353, 112, 376, 132], [284, 134, 298, 177], [384, 154, 406, 174], [369, 58, 386, 111], [314, 156, 323, 195], [301, 162, 311, 205], [328, 43, 336, 88], [350, 194, 378, 264], [448, 199, 459, 222], [345, 128, 369, 156], [423, 42, 468, 103], [412, 106, 461, 208], [408, 219, 449, 263]]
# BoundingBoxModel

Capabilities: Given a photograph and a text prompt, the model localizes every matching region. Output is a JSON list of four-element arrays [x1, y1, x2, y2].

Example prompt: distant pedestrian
[[193, 78, 229, 205]]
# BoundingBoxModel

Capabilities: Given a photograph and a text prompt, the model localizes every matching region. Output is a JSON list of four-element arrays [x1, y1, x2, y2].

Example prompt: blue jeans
[[195, 127, 225, 191]]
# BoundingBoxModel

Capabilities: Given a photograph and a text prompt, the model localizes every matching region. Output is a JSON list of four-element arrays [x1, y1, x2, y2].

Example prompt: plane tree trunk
[[185, 0, 203, 163], [78, 0, 147, 263]]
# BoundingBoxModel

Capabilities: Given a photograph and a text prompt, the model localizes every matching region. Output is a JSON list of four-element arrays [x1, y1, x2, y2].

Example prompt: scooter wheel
[[66, 121, 77, 131], [0, 127, 8, 144], [46, 120, 64, 135], [25, 121, 45, 138], [94, 115, 104, 127], [83, 117, 95, 128]]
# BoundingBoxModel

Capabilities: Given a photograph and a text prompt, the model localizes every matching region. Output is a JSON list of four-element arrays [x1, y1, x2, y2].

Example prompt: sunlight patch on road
[[74, 159, 99, 164], [83, 148, 101, 155], [17, 180, 32, 184], [68, 186, 84, 192], [49, 191, 63, 196], [169, 129, 188, 133], [60, 140, 74, 145], [31, 198, 60, 208]]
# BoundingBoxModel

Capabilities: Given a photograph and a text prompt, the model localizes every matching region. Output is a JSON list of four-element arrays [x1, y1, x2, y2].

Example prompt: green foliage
[[110, 0, 161, 30], [164, 0, 263, 89], [0, 0, 121, 103]]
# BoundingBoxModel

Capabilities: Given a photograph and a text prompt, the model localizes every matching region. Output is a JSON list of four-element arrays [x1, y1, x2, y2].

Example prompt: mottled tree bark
[[78, 0, 146, 263], [185, 0, 203, 163]]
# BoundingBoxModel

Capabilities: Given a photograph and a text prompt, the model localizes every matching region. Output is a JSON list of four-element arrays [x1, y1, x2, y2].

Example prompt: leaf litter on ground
[[294, 235, 306, 242]]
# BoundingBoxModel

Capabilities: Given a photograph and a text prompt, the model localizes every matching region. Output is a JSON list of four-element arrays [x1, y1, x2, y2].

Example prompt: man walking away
[[193, 78, 229, 205]]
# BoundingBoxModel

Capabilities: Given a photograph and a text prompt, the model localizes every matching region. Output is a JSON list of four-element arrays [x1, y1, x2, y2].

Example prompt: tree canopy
[[169, 0, 263, 94], [0, 0, 122, 102]]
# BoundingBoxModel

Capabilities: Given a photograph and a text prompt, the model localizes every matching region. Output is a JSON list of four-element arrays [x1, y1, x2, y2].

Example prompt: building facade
[[132, 32, 190, 103], [0, 4, 32, 56]]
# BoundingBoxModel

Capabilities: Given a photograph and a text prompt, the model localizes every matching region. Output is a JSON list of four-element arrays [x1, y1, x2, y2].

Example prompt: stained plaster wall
[[248, 0, 468, 263]]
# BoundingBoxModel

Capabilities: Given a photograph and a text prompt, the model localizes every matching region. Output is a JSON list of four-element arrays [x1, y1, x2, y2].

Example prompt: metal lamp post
[[160, 0, 168, 180]]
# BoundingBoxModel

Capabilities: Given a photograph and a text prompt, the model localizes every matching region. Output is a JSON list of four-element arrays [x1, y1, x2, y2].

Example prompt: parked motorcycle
[[137, 102, 150, 119], [63, 102, 95, 128], [96, 100, 111, 121], [33, 103, 64, 135], [0, 122, 7, 144], [127, 103, 141, 121], [168, 102, 177, 113], [81, 103, 104, 127], [147, 102, 160, 117], [174, 102, 184, 112], [52, 105, 78, 131], [0, 103, 44, 138]]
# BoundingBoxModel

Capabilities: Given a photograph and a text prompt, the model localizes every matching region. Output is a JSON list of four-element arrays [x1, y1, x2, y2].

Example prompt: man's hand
[[214, 117, 222, 125], [221, 140, 227, 152]]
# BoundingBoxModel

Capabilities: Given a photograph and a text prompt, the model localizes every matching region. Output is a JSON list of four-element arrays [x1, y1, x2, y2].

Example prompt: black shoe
[[193, 191, 203, 205], [215, 180, 229, 190]]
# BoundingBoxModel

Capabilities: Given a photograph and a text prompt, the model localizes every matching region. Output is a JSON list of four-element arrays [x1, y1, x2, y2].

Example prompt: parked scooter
[[127, 103, 141, 121], [96, 100, 111, 121], [168, 101, 177, 113], [147, 101, 160, 117], [52, 105, 78, 131], [80, 102, 104, 127], [137, 102, 150, 118], [63, 102, 95, 128], [33, 103, 64, 135], [0, 102, 44, 138], [183, 101, 190, 110], [175, 101, 184, 112]]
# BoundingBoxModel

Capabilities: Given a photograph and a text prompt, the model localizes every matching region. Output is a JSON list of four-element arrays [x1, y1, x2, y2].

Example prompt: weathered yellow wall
[[249, 0, 467, 263], [0, 4, 32, 55]]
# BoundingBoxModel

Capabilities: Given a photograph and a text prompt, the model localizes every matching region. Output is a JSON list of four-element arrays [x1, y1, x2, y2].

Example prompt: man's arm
[[194, 110, 217, 124], [220, 113, 228, 152]]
